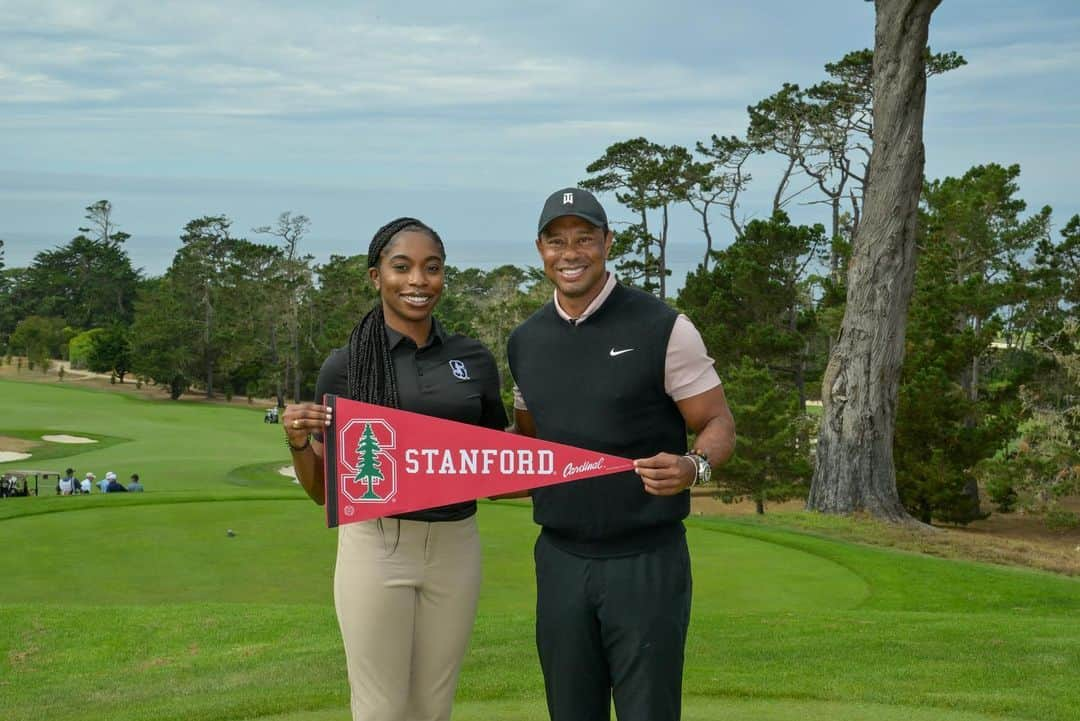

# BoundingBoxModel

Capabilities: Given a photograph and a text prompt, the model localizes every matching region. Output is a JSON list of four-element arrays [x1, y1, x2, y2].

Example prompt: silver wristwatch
[[684, 451, 711, 486]]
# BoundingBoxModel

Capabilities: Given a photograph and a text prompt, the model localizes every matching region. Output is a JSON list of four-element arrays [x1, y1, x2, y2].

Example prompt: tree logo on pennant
[[338, 418, 397, 504], [355, 423, 384, 499]]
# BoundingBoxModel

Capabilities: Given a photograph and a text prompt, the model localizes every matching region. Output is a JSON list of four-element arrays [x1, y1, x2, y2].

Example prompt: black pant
[[534, 531, 692, 721]]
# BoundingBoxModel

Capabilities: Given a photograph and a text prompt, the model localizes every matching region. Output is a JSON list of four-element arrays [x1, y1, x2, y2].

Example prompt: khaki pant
[[335, 516, 481, 721]]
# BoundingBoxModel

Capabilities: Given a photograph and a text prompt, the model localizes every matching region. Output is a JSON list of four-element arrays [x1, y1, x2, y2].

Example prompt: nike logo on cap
[[609, 348, 635, 357]]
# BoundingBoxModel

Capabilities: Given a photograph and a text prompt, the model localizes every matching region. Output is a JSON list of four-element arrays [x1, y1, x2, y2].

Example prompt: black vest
[[508, 283, 688, 556]]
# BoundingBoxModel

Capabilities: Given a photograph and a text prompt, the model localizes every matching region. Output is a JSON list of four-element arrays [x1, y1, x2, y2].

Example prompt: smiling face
[[536, 215, 613, 316], [369, 229, 445, 342]]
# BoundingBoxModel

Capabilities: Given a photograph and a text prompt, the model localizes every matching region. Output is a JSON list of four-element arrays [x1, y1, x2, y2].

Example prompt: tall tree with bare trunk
[[807, 0, 942, 521]]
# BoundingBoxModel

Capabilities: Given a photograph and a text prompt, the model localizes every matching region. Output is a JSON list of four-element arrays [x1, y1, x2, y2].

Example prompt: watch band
[[285, 435, 311, 452]]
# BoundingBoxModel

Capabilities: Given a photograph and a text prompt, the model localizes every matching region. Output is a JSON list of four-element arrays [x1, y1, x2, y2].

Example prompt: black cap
[[538, 187, 608, 234]]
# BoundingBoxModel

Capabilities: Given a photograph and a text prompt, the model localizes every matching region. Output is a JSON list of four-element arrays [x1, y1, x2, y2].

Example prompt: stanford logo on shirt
[[449, 359, 469, 380]]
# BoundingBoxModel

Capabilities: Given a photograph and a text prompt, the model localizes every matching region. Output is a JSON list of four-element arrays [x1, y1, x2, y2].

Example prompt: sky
[[2, 0, 1078, 285]]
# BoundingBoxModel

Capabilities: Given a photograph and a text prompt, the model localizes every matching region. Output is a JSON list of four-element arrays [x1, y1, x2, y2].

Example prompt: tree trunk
[[204, 292, 214, 399], [830, 196, 842, 283], [700, 202, 714, 272], [291, 306, 301, 402], [969, 317, 981, 402], [269, 321, 284, 408], [659, 204, 669, 299], [639, 205, 652, 294], [807, 0, 941, 522]]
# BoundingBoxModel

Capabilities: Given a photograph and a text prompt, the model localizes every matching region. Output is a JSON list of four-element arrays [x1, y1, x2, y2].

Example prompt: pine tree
[[355, 423, 384, 500], [715, 358, 812, 513]]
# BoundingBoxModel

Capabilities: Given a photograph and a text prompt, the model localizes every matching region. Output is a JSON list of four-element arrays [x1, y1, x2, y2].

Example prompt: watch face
[[696, 455, 711, 484]]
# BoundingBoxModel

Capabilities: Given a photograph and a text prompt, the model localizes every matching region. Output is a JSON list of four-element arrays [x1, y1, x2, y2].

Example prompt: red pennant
[[322, 395, 634, 528]]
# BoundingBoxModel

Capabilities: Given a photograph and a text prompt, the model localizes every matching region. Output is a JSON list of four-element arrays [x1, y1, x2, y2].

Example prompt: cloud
[[0, 0, 757, 124], [931, 12, 1080, 49], [1, 0, 1076, 255], [943, 40, 1080, 83]]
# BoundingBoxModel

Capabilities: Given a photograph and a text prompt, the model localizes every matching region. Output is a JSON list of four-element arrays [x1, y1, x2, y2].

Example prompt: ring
[[292, 420, 300, 429]]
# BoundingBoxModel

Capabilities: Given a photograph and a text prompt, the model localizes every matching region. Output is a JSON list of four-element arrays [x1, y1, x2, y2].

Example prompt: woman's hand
[[281, 402, 332, 446], [281, 402, 331, 506]]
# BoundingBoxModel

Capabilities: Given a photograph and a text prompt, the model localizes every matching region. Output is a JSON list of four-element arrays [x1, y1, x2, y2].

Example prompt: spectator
[[127, 474, 144, 492], [58, 468, 77, 495], [98, 472, 113, 494], [84, 472, 96, 494], [105, 472, 127, 493]]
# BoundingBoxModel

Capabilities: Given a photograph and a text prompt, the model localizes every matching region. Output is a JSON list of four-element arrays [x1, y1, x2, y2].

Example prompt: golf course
[[2, 377, 1079, 721]]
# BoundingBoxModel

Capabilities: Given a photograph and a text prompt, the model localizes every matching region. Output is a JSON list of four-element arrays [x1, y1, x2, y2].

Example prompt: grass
[[720, 507, 1080, 576], [2, 376, 1080, 721], [0, 378, 284, 494], [0, 428, 128, 464]]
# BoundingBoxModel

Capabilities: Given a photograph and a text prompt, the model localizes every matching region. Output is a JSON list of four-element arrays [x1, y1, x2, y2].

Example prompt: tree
[[9, 315, 67, 371], [581, 138, 698, 298], [679, 212, 824, 407], [714, 358, 812, 513], [129, 278, 199, 399], [978, 321, 1080, 527], [689, 134, 755, 265], [169, 216, 236, 398], [219, 239, 286, 401], [130, 222, 278, 401], [254, 212, 314, 404], [17, 234, 140, 330], [747, 47, 964, 283], [306, 253, 379, 383], [67, 328, 104, 370], [808, 0, 943, 521], [922, 164, 1050, 399], [87, 324, 132, 382], [79, 200, 130, 249], [1019, 214, 1080, 349], [890, 165, 1051, 523]]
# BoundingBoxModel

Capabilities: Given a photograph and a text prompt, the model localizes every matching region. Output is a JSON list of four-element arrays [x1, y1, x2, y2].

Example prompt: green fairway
[[0, 378, 290, 495], [2, 377, 1080, 721]]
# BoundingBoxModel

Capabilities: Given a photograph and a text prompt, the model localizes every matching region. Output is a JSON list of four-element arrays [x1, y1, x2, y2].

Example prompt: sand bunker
[[278, 465, 300, 484], [42, 434, 97, 444], [0, 435, 37, 452], [0, 451, 32, 462]]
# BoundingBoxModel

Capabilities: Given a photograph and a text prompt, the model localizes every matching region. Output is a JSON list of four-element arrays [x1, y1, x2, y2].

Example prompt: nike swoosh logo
[[609, 348, 635, 357]]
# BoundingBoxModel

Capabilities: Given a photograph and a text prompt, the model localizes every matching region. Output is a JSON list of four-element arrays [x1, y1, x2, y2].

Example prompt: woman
[[283, 217, 507, 721]]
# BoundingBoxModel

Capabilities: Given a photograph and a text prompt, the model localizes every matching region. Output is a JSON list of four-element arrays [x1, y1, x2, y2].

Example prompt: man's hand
[[634, 452, 695, 496]]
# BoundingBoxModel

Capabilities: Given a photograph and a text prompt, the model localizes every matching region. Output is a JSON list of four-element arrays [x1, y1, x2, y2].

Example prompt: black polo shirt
[[315, 318, 507, 522]]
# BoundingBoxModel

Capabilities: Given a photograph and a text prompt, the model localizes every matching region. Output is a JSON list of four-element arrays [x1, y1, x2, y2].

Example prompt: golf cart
[[0, 469, 58, 498]]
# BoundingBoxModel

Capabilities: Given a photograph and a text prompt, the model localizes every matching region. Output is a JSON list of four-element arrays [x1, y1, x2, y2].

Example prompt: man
[[83, 473, 95, 494], [105, 472, 127, 493], [507, 187, 735, 721], [58, 468, 77, 495], [97, 473, 110, 494], [127, 474, 144, 492]]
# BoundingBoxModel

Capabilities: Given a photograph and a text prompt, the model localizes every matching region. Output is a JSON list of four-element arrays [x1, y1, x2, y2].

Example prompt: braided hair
[[345, 217, 446, 407]]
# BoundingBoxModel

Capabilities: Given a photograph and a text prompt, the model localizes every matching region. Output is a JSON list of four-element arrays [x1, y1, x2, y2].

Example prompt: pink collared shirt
[[513, 273, 721, 410]]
